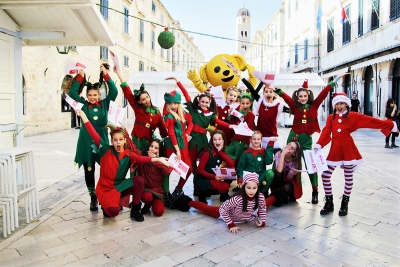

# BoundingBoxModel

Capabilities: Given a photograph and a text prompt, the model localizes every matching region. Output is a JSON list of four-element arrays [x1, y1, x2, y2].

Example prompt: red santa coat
[[255, 98, 283, 137], [317, 112, 395, 166]]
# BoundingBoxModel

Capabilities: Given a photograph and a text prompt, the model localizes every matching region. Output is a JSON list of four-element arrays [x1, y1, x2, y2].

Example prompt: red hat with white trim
[[332, 92, 351, 108], [243, 172, 259, 185], [301, 79, 308, 89]]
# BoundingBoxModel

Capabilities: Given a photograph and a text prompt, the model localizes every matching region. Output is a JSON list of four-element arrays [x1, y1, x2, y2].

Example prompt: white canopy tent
[[128, 71, 199, 109]]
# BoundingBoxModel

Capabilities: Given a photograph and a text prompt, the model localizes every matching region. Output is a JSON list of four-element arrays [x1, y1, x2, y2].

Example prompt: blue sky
[[161, 0, 283, 61]]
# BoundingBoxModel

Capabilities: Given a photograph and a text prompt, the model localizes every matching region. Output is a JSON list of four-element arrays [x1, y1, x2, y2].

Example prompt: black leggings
[[385, 132, 396, 144], [83, 162, 96, 192]]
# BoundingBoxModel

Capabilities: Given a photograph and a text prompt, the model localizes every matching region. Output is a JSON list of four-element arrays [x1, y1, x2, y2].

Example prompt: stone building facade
[[21, 0, 204, 136]]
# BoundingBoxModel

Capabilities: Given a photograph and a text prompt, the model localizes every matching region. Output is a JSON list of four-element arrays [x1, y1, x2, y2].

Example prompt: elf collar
[[197, 109, 214, 116], [145, 106, 159, 115], [88, 100, 102, 108], [245, 147, 266, 157]]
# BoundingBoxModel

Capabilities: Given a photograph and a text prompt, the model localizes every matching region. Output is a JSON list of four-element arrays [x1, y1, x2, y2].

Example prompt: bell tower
[[236, 5, 251, 56]]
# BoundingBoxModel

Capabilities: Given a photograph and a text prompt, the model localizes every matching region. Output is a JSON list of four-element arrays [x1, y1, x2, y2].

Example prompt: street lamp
[[56, 46, 70, 54]]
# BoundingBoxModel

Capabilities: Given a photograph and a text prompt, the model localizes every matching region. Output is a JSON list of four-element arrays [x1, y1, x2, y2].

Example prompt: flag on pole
[[316, 5, 323, 31], [339, 0, 347, 24]]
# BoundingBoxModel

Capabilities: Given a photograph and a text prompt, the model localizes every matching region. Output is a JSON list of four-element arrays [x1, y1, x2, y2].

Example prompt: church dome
[[237, 6, 250, 17]]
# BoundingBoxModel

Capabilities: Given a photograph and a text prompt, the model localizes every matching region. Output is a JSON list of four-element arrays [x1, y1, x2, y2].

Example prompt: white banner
[[303, 149, 328, 174], [168, 153, 190, 179], [108, 100, 126, 127], [65, 94, 83, 111]]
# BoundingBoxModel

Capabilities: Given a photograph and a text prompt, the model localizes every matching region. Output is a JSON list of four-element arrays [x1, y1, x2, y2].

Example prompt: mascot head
[[199, 54, 246, 90]]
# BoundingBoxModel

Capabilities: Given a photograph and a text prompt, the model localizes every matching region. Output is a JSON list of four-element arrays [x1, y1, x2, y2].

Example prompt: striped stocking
[[343, 165, 355, 196], [321, 165, 336, 196]]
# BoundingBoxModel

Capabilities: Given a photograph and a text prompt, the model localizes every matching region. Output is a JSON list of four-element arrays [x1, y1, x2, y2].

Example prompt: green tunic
[[193, 151, 220, 191], [68, 77, 118, 169], [236, 147, 274, 193], [163, 113, 186, 149], [186, 101, 217, 152]]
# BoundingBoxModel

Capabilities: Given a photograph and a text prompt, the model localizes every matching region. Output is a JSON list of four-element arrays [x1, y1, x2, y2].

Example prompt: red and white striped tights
[[321, 165, 355, 196]]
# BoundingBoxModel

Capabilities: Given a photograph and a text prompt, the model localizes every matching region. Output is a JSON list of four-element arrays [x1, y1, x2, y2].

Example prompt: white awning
[[0, 0, 115, 46], [351, 51, 400, 70], [273, 73, 326, 87], [128, 71, 198, 92], [320, 67, 349, 79]]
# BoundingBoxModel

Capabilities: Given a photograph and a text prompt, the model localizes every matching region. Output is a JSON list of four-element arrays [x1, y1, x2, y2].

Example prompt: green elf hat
[[164, 90, 181, 104]]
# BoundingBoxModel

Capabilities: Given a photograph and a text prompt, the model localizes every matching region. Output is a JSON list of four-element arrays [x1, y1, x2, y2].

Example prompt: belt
[[192, 124, 207, 134], [294, 118, 318, 124], [135, 121, 153, 129]]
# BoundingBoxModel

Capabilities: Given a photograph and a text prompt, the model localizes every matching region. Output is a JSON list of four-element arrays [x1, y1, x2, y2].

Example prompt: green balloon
[[158, 28, 175, 49]]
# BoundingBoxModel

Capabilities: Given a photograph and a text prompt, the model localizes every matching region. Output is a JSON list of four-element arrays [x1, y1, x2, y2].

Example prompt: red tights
[[188, 201, 220, 218], [188, 196, 276, 220], [103, 176, 144, 217], [141, 191, 164, 216]]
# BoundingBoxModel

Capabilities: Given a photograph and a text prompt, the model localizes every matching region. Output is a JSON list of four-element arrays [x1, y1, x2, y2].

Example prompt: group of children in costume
[[67, 65, 398, 232]]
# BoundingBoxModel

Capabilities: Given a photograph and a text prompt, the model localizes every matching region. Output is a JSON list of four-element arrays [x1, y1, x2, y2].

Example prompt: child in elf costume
[[236, 131, 276, 196], [76, 110, 171, 221], [275, 73, 348, 204], [315, 93, 398, 216], [216, 87, 240, 146], [225, 93, 255, 162], [172, 79, 236, 174], [162, 77, 194, 200], [193, 130, 235, 203], [68, 65, 117, 212], [138, 139, 173, 217], [115, 70, 168, 154], [244, 72, 290, 153]]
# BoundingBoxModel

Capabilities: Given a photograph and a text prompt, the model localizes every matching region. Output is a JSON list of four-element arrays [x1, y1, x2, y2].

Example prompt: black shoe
[[141, 203, 151, 215], [170, 195, 193, 212], [130, 204, 144, 222], [271, 189, 285, 207], [101, 207, 111, 217], [171, 187, 184, 199], [385, 143, 392, 149], [232, 186, 240, 192], [320, 195, 334, 215], [197, 191, 207, 204], [311, 190, 319, 204], [391, 143, 399, 148], [338, 195, 350, 216], [219, 193, 230, 202], [163, 192, 173, 208], [90, 194, 98, 211]]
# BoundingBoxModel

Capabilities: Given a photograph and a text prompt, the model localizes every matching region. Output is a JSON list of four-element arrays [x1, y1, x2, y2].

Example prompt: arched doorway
[[364, 66, 374, 116], [60, 75, 79, 128], [392, 59, 400, 107], [344, 74, 351, 96]]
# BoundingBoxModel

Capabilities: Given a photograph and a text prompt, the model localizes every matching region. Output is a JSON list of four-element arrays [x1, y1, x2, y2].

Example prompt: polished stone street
[[0, 124, 399, 267]]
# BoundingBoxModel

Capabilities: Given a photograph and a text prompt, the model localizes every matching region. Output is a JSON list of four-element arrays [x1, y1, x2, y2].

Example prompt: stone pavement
[[0, 124, 399, 266]]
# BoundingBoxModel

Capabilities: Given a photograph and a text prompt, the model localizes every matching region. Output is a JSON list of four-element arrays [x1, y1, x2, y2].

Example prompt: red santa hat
[[301, 79, 308, 89], [332, 92, 351, 108], [243, 172, 259, 185]]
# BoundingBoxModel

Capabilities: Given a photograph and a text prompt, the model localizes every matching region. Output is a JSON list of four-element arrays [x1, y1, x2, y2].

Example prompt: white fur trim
[[313, 143, 322, 150], [255, 97, 280, 115], [326, 159, 363, 167], [392, 121, 398, 132], [332, 95, 351, 108]]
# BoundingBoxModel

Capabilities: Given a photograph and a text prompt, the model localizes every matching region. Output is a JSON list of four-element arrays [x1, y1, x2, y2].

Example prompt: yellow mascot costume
[[187, 54, 257, 95]]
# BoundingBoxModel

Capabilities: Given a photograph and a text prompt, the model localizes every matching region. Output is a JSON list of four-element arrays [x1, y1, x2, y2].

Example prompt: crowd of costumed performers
[[68, 60, 398, 232]]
